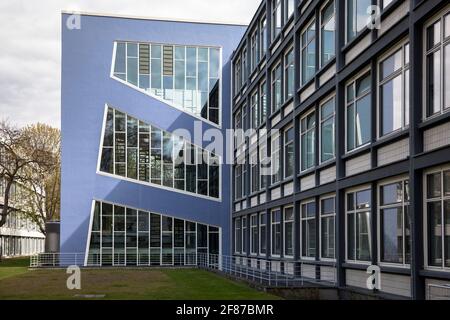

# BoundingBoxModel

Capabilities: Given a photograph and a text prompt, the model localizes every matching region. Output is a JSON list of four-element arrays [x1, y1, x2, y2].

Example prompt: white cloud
[[0, 0, 261, 128]]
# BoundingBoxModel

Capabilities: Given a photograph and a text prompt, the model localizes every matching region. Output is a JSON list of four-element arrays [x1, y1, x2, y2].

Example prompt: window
[[260, 80, 267, 123], [320, 96, 335, 163], [346, 0, 371, 43], [347, 188, 372, 262], [379, 41, 410, 137], [241, 47, 247, 88], [320, 0, 336, 66], [382, 0, 394, 9], [379, 179, 410, 265], [272, 0, 282, 40], [250, 29, 259, 71], [242, 216, 247, 254], [346, 72, 372, 152], [260, 17, 267, 59], [301, 201, 316, 258], [250, 215, 258, 255], [235, 164, 243, 200], [284, 126, 294, 178], [425, 11, 450, 118], [284, 207, 294, 257], [285, 0, 295, 21], [235, 218, 242, 254], [250, 151, 259, 193], [321, 196, 336, 260], [234, 56, 242, 94], [234, 108, 243, 147], [272, 62, 282, 112], [87, 200, 220, 266], [301, 20, 316, 85], [259, 213, 267, 255], [113, 42, 221, 124], [271, 209, 282, 256], [285, 48, 295, 101], [100, 106, 220, 199], [271, 133, 281, 184], [425, 168, 450, 269], [301, 110, 316, 171], [260, 141, 269, 190], [251, 90, 259, 129]]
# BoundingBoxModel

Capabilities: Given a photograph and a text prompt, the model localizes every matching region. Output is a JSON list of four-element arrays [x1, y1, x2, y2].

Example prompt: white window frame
[[300, 108, 316, 172], [345, 185, 372, 265], [300, 19, 317, 86], [423, 165, 450, 272], [271, 132, 281, 184], [251, 89, 259, 130], [242, 216, 247, 254], [234, 217, 241, 254], [250, 214, 258, 256], [319, 0, 336, 68], [259, 212, 267, 256], [422, 5, 450, 120], [283, 206, 295, 259], [377, 176, 410, 268], [250, 149, 259, 194], [271, 208, 282, 258], [271, 61, 283, 112], [301, 199, 316, 260], [377, 38, 410, 139], [345, 67, 372, 154], [319, 94, 336, 164], [284, 45, 295, 102], [283, 124, 295, 179], [319, 194, 336, 262]]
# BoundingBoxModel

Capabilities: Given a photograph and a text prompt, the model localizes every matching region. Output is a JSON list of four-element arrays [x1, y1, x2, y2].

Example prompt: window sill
[[374, 129, 409, 148], [419, 109, 450, 130], [297, 77, 315, 95], [342, 144, 372, 160], [341, 27, 372, 54]]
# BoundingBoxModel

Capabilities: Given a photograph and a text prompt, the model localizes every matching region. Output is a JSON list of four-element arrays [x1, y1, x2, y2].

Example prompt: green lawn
[[0, 257, 30, 281], [0, 258, 280, 300]]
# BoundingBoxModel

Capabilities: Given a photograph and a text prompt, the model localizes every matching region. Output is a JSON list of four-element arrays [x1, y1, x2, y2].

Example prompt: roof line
[[61, 10, 249, 27]]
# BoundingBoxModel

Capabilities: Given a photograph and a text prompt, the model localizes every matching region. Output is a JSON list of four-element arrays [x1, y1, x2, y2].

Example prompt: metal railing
[[30, 252, 337, 288], [197, 253, 337, 288], [428, 284, 450, 300]]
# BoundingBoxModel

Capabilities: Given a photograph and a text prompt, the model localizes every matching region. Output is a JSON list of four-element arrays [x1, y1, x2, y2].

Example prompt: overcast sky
[[0, 0, 261, 129]]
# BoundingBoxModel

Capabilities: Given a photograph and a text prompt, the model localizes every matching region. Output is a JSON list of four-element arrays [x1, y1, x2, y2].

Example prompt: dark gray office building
[[231, 0, 450, 300]]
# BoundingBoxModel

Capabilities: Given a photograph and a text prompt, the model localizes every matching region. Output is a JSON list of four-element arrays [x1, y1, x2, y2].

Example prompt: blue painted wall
[[61, 13, 246, 258]]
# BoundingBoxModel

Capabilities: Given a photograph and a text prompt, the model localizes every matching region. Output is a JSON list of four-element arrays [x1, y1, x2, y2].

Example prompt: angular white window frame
[[85, 199, 221, 267], [111, 41, 222, 129], [97, 104, 222, 202]]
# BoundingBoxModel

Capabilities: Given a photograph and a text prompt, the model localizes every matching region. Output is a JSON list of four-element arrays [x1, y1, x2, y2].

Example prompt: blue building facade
[[61, 12, 246, 266]]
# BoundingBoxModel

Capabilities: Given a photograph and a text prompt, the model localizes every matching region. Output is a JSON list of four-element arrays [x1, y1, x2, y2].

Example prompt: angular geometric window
[[99, 106, 220, 200], [86, 200, 220, 266], [112, 42, 221, 125]]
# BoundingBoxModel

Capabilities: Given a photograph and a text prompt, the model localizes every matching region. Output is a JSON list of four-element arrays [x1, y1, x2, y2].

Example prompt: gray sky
[[0, 0, 261, 129]]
